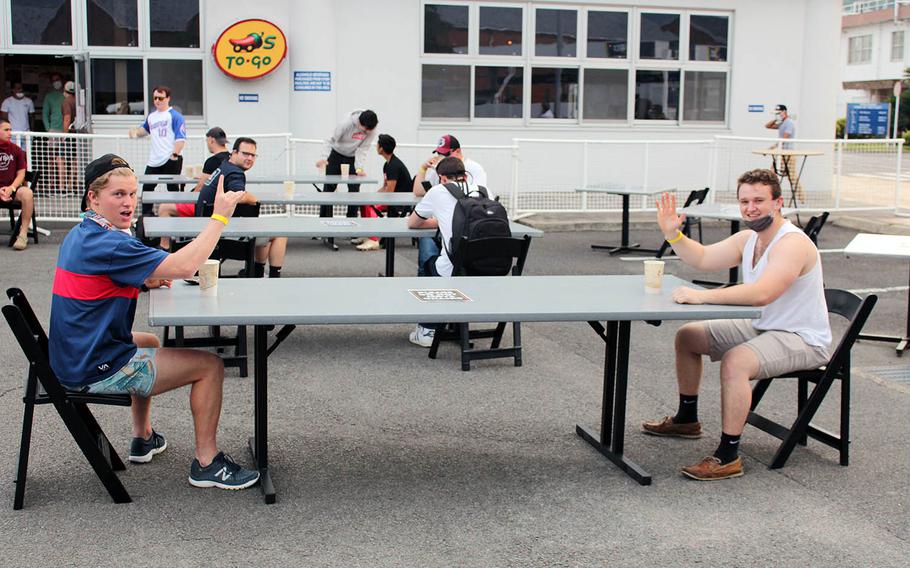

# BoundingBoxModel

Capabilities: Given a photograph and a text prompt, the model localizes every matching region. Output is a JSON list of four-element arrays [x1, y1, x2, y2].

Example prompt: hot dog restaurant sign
[[213, 19, 287, 80]]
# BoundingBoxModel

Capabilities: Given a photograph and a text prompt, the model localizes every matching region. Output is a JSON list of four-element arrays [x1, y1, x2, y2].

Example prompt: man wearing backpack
[[406, 157, 509, 347]]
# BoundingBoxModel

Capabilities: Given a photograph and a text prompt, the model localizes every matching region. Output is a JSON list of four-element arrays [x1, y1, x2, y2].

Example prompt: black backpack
[[443, 182, 512, 275]]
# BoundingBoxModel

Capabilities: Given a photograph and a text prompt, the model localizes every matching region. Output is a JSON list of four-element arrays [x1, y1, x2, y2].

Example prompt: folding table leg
[[248, 325, 276, 504]]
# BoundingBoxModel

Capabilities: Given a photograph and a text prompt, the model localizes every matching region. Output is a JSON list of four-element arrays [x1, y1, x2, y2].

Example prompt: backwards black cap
[[81, 154, 133, 212]]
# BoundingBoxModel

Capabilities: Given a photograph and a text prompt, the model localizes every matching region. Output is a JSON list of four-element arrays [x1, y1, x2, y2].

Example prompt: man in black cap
[[55, 153, 261, 490], [155, 126, 231, 249], [764, 104, 802, 200]]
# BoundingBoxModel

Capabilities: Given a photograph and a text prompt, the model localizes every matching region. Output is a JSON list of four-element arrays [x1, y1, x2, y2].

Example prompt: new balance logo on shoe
[[215, 467, 233, 482]]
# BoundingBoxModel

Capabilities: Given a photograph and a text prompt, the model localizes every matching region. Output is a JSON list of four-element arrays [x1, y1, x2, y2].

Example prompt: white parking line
[[848, 286, 909, 295]]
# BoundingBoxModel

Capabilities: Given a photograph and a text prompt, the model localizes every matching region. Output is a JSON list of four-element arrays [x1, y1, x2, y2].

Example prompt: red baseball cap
[[434, 134, 460, 155]]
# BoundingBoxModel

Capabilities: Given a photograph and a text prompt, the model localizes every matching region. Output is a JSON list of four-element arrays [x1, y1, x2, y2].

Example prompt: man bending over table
[[642, 168, 831, 480], [49, 153, 260, 490]]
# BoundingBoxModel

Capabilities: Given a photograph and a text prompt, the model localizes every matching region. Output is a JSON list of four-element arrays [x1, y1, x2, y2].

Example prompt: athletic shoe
[[12, 234, 27, 251], [641, 416, 702, 439], [129, 430, 168, 463], [681, 456, 743, 481], [409, 324, 435, 348], [356, 239, 380, 251], [350, 237, 365, 245], [188, 452, 260, 490]]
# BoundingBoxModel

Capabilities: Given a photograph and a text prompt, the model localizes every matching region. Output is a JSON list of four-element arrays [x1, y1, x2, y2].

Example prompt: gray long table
[[140, 188, 420, 207], [148, 275, 761, 503], [142, 216, 544, 277], [844, 233, 910, 356], [137, 174, 381, 186], [575, 184, 671, 255]]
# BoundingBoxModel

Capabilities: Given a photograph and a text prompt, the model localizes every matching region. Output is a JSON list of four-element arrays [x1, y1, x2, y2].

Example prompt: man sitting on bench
[[642, 168, 831, 481], [49, 153, 260, 490]]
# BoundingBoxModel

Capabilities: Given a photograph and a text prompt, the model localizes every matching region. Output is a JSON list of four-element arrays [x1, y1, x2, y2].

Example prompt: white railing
[[12, 131, 907, 221]]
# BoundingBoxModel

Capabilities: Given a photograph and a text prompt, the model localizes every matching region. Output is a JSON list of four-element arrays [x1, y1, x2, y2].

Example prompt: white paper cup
[[644, 260, 665, 294], [198, 259, 220, 296], [318, 164, 326, 176], [340, 163, 350, 178], [283, 180, 295, 196]]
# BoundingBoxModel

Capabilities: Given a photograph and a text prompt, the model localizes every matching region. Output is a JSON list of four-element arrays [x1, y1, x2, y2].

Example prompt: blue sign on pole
[[846, 103, 890, 137], [294, 71, 331, 92]]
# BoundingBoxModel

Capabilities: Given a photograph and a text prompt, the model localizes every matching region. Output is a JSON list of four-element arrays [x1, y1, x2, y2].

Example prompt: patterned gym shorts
[[84, 348, 158, 397]]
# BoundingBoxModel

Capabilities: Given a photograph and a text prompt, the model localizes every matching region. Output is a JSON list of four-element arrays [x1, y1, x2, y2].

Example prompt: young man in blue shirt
[[50, 153, 260, 490]]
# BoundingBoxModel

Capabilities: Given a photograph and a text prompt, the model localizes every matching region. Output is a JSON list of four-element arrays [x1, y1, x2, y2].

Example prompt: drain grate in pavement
[[865, 365, 910, 385]]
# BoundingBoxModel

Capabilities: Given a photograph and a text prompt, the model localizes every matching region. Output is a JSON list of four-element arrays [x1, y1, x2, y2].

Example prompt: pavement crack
[[0, 386, 19, 400]]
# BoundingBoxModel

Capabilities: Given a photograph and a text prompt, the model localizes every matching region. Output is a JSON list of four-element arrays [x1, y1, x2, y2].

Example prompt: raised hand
[[656, 192, 686, 240], [211, 174, 245, 220]]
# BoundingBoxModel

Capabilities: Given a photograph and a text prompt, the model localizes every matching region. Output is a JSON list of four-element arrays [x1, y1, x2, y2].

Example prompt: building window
[[424, 4, 469, 54], [583, 69, 628, 120], [689, 15, 728, 62], [418, 4, 730, 126], [683, 71, 726, 122], [587, 11, 628, 59], [150, 0, 201, 48], [11, 0, 72, 46], [535, 9, 577, 57], [892, 31, 904, 62], [148, 60, 204, 115], [635, 70, 680, 120], [87, 0, 138, 47], [474, 66, 523, 118], [422, 64, 471, 120], [848, 35, 873, 64], [531, 67, 578, 118], [640, 13, 679, 60], [479, 6, 522, 56], [91, 59, 144, 115]]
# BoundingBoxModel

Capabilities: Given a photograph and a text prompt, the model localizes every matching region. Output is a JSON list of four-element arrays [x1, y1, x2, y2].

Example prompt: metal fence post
[[510, 141, 520, 219], [581, 141, 589, 212], [834, 140, 843, 210], [895, 138, 904, 213]]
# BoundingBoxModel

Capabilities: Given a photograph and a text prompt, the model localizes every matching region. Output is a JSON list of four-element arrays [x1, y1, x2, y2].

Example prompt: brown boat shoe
[[681, 456, 744, 481], [641, 415, 702, 439]]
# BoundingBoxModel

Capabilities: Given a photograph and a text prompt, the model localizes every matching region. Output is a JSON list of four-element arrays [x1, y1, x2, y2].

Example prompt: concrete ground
[[0, 216, 908, 567]]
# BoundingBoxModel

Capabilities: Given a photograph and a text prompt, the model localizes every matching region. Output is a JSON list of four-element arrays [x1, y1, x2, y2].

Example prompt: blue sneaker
[[129, 430, 167, 464], [188, 452, 260, 490]]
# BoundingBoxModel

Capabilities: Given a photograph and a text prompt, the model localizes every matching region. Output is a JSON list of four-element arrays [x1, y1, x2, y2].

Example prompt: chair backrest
[[2, 303, 72, 403], [23, 170, 40, 191], [822, 288, 877, 380], [451, 235, 532, 277], [682, 187, 710, 208], [6, 288, 48, 353], [803, 211, 829, 245]]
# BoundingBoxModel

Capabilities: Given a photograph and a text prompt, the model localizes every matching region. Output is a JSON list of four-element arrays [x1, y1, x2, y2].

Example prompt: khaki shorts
[[704, 319, 829, 380]]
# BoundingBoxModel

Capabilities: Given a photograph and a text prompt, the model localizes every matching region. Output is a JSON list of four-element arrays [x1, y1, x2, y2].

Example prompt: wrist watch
[[171, 153, 180, 159]]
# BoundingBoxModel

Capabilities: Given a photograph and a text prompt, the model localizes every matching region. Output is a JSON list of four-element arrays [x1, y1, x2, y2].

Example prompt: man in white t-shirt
[[406, 157, 486, 347], [129, 85, 187, 215], [642, 168, 831, 481], [1, 83, 35, 152], [411, 135, 489, 277]]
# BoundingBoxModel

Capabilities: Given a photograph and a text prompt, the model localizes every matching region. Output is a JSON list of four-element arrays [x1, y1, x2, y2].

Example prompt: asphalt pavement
[[0, 216, 907, 567]]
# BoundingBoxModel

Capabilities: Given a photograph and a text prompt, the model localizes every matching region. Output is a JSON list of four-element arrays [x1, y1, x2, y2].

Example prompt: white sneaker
[[408, 325, 435, 347], [350, 237, 365, 245], [356, 239, 380, 251]]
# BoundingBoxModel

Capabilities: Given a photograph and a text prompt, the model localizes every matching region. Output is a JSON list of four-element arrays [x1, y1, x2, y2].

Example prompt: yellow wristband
[[211, 214, 229, 226], [666, 230, 684, 244], [419, 166, 427, 174]]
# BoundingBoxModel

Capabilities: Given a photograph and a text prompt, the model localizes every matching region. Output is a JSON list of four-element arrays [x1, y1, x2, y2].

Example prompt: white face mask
[[52, 81, 62, 90], [13, 92, 24, 99]]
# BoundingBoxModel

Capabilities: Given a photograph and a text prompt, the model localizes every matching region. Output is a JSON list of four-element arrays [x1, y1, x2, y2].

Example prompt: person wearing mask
[[1, 83, 35, 152]]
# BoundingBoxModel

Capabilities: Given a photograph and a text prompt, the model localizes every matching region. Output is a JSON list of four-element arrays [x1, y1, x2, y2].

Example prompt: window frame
[[892, 30, 904, 62], [848, 34, 873, 65], [418, 2, 732, 129], [3, 0, 78, 51]]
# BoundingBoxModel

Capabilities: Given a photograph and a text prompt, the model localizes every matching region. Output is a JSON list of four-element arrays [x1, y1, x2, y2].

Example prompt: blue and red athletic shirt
[[49, 220, 168, 388]]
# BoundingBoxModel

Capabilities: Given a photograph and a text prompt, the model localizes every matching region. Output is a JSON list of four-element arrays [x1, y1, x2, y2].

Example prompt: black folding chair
[[2, 170, 40, 247], [802, 211, 829, 246], [4, 288, 132, 510], [428, 235, 532, 371], [747, 289, 877, 469], [162, 202, 259, 377], [655, 187, 709, 258]]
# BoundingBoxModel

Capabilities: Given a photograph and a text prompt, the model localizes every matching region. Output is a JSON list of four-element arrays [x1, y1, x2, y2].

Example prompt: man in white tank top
[[642, 169, 831, 481]]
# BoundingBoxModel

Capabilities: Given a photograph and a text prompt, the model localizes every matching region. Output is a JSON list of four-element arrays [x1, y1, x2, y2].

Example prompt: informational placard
[[846, 103, 890, 137], [321, 219, 358, 226], [238, 93, 259, 103], [409, 289, 473, 302], [294, 71, 331, 92], [748, 104, 764, 113]]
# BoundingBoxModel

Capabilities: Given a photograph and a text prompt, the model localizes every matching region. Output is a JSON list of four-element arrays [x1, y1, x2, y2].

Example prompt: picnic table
[[148, 275, 761, 503]]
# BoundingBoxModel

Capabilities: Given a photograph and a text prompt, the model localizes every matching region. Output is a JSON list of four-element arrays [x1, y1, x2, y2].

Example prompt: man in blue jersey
[[50, 153, 260, 490], [130, 86, 186, 215]]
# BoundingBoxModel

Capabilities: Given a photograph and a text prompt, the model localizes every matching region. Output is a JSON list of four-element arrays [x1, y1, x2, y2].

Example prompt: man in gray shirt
[[764, 104, 802, 200]]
